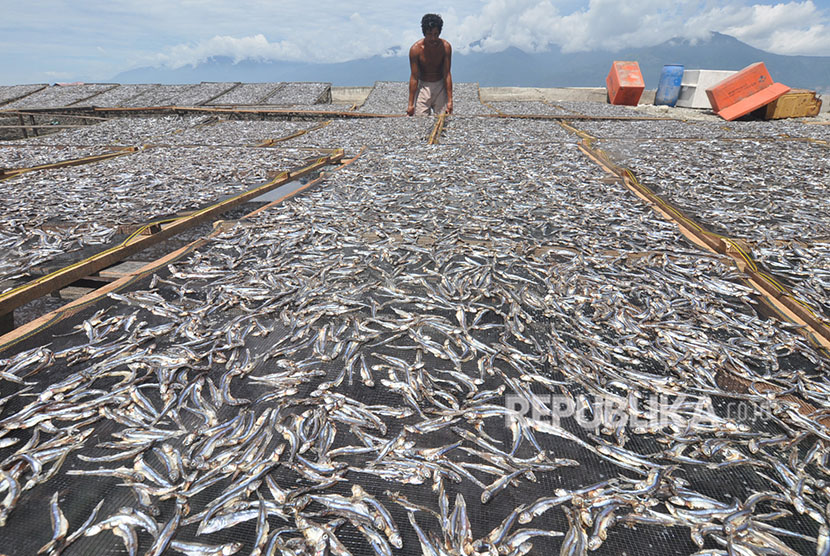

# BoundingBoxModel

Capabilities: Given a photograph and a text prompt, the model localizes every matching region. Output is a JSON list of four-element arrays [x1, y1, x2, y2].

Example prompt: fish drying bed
[[593, 133, 830, 321], [0, 116, 336, 282], [1, 82, 829, 556]]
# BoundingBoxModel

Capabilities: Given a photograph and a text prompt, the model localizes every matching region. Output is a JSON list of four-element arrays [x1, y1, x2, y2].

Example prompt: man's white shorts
[[415, 80, 448, 115]]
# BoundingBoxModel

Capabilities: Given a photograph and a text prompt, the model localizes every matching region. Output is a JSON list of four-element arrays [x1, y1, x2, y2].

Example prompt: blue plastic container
[[655, 64, 684, 107]]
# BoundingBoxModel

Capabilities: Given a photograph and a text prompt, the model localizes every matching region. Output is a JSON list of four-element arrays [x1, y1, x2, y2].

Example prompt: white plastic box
[[675, 70, 737, 109]]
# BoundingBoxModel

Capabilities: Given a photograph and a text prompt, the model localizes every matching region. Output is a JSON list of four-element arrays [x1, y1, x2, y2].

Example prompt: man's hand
[[444, 100, 453, 115], [406, 104, 415, 116]]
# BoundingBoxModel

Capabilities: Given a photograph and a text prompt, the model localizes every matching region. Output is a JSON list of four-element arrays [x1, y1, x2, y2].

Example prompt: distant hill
[[112, 33, 830, 93]]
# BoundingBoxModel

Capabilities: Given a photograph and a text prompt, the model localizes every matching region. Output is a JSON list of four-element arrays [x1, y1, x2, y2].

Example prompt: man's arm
[[407, 45, 419, 116], [443, 40, 453, 114]]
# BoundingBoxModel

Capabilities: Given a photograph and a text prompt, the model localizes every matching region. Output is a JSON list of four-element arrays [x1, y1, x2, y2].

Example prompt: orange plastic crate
[[706, 62, 791, 121], [606, 61, 644, 106]]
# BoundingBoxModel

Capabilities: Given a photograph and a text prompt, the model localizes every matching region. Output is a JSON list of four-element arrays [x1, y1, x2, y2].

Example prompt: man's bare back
[[407, 14, 453, 116]]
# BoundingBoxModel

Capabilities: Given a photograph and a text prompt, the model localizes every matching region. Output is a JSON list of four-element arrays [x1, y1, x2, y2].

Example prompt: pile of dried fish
[[1, 128, 828, 556], [593, 134, 830, 317], [159, 83, 238, 108], [449, 83, 492, 116], [483, 101, 569, 116], [440, 116, 574, 145], [264, 83, 331, 106], [1, 84, 116, 110], [801, 125, 830, 142], [576, 119, 728, 140], [122, 85, 203, 109], [207, 83, 287, 106], [0, 136, 322, 282], [0, 219, 118, 282], [144, 120, 322, 147], [582, 118, 829, 141], [71, 84, 161, 109], [359, 82, 489, 115], [290, 118, 434, 151], [0, 145, 117, 170], [0, 84, 49, 107], [718, 120, 830, 140], [552, 100, 641, 118], [29, 115, 215, 147], [359, 82, 414, 114]]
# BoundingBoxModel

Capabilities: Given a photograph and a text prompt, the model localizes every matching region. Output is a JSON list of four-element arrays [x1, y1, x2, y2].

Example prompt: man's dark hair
[[421, 13, 443, 35]]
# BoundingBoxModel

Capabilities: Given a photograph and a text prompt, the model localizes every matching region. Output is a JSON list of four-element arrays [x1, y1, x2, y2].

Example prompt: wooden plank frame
[[0, 151, 343, 318], [576, 139, 830, 350]]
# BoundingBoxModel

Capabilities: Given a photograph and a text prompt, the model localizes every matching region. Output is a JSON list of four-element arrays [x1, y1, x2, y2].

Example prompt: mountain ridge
[[111, 33, 830, 93]]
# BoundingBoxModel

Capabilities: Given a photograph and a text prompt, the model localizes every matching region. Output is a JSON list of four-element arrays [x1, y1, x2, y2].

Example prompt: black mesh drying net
[[1, 142, 828, 556]]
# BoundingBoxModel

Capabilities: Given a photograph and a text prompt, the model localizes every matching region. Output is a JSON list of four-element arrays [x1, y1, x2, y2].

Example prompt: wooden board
[[59, 286, 95, 300], [98, 260, 152, 279]]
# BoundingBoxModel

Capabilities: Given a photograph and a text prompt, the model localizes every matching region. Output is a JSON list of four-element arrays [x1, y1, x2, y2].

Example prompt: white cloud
[[448, 0, 830, 56], [150, 34, 304, 68], [146, 0, 830, 72], [766, 24, 830, 54], [717, 1, 830, 55], [722, 1, 820, 40], [143, 6, 422, 69]]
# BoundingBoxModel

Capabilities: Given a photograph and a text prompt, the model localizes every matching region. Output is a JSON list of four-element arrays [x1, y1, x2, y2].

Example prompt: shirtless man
[[407, 13, 453, 116]]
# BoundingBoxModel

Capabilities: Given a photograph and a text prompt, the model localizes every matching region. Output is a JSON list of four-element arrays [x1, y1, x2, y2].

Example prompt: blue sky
[[2, 0, 830, 85]]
